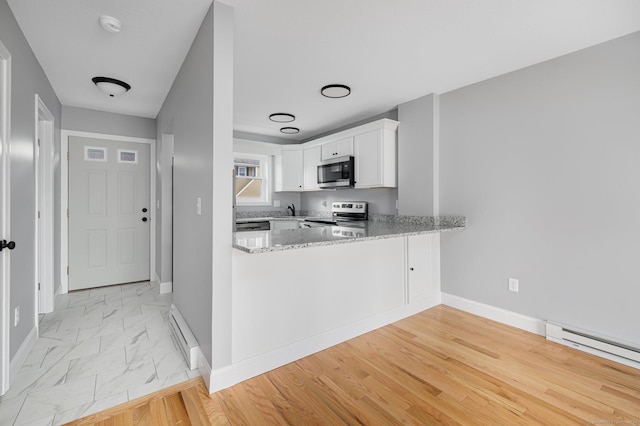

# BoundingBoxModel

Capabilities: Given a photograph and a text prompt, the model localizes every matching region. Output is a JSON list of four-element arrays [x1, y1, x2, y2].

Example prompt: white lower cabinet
[[407, 234, 440, 303], [270, 220, 300, 230]]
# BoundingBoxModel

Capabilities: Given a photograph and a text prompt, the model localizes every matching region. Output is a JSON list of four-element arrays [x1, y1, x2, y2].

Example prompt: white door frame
[[0, 40, 13, 396], [60, 130, 156, 293], [34, 95, 55, 314]]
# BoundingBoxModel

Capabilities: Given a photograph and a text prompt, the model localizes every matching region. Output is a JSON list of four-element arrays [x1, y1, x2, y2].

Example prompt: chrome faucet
[[287, 203, 296, 217]]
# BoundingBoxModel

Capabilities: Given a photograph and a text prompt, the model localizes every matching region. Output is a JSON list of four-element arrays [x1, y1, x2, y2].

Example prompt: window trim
[[234, 152, 271, 206]]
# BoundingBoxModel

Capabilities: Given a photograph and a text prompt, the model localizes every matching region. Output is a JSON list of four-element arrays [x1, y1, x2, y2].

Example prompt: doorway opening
[[35, 95, 55, 314], [60, 131, 156, 293]]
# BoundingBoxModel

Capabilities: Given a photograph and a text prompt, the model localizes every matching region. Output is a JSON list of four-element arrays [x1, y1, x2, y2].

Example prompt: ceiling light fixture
[[269, 113, 296, 123], [91, 76, 131, 97], [321, 84, 351, 98], [280, 127, 300, 135], [99, 15, 122, 33]]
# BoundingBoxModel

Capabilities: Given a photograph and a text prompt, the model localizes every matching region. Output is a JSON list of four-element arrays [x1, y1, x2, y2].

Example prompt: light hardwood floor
[[66, 305, 640, 425]]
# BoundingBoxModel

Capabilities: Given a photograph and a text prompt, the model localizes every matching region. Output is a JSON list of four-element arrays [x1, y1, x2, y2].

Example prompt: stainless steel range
[[302, 202, 368, 228]]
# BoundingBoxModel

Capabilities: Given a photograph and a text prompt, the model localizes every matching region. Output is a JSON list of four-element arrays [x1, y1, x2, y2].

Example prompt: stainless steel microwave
[[317, 156, 355, 189]]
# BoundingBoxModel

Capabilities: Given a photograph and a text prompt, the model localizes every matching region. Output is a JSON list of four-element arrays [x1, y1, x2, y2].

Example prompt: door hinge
[[38, 210, 40, 219], [67, 208, 69, 218], [67, 151, 70, 160], [38, 282, 40, 290], [67, 266, 69, 275], [37, 138, 41, 147]]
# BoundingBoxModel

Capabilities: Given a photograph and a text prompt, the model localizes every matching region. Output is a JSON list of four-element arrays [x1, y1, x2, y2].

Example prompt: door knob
[[142, 217, 148, 222], [142, 208, 148, 213], [0, 240, 16, 251]]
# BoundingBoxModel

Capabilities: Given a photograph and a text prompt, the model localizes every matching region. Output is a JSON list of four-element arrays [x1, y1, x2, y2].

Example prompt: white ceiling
[[9, 0, 640, 140], [7, 0, 214, 118]]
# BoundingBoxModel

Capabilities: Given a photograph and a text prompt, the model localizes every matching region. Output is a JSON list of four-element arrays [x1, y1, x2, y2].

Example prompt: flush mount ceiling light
[[321, 84, 351, 98], [269, 113, 296, 123], [280, 127, 300, 134], [91, 76, 131, 97], [99, 15, 122, 33]]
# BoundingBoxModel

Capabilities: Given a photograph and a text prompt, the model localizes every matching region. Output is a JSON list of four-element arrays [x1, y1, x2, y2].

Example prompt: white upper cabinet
[[354, 127, 397, 188], [279, 148, 304, 191], [320, 137, 354, 160], [276, 118, 399, 192], [303, 145, 322, 190]]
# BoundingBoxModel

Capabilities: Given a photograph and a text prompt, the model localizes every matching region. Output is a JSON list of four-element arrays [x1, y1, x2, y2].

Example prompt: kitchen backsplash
[[300, 187, 398, 215], [236, 188, 398, 217]]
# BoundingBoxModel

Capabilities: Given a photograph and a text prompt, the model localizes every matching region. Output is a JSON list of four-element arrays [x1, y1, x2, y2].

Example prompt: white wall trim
[[441, 293, 546, 336], [207, 295, 440, 393], [160, 281, 173, 294], [60, 130, 156, 293], [9, 326, 37, 383], [153, 272, 172, 294], [197, 346, 212, 390], [35, 95, 55, 315], [0, 39, 12, 396]]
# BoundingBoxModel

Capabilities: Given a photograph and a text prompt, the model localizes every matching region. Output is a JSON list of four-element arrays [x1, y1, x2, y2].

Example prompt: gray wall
[[397, 94, 438, 216], [440, 31, 640, 346], [156, 1, 234, 369], [1, 1, 62, 359], [62, 105, 156, 139], [301, 188, 398, 216]]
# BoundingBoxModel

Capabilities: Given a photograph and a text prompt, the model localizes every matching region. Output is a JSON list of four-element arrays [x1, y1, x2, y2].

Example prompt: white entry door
[[69, 137, 150, 290]]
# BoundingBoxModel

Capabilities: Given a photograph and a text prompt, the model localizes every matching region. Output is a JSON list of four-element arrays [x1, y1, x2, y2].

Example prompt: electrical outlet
[[14, 306, 20, 326], [196, 197, 202, 216], [321, 200, 327, 207], [273, 200, 280, 207], [508, 278, 519, 293]]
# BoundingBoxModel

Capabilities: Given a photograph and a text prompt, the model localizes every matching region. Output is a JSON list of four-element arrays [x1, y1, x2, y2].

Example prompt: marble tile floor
[[0, 281, 199, 425]]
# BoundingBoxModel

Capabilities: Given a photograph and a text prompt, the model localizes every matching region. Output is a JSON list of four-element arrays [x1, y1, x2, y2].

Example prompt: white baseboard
[[10, 327, 38, 383], [198, 347, 212, 390], [207, 294, 441, 393], [160, 281, 173, 294], [441, 293, 545, 336]]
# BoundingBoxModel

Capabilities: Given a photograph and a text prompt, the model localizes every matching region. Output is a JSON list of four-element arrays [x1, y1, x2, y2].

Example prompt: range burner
[[302, 201, 368, 228]]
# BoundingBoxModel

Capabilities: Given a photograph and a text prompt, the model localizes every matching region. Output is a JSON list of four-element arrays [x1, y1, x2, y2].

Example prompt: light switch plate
[[508, 278, 519, 293]]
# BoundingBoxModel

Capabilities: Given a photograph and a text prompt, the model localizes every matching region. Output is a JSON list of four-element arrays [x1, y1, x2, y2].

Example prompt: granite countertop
[[235, 216, 309, 223], [233, 216, 466, 254]]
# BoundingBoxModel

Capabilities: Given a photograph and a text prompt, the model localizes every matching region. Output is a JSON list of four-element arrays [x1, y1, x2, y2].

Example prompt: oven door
[[317, 156, 354, 189]]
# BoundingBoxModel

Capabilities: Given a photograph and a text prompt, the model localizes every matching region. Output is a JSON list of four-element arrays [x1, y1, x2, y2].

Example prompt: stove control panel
[[331, 202, 368, 215]]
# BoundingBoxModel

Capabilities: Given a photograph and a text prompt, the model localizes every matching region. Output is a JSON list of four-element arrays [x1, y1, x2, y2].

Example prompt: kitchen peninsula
[[234, 215, 466, 253], [220, 214, 466, 392]]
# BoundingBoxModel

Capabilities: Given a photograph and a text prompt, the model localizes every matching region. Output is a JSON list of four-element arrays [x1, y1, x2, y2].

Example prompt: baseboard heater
[[169, 304, 199, 370], [546, 321, 640, 369]]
